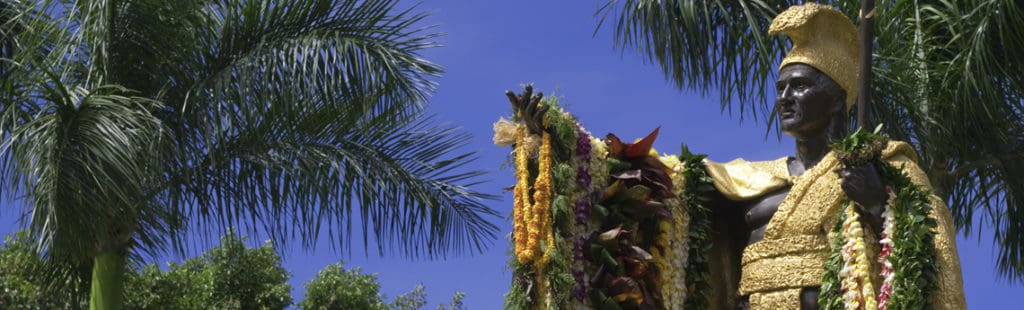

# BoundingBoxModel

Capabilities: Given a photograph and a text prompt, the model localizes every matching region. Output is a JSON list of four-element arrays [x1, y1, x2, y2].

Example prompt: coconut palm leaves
[[0, 1, 497, 307], [600, 0, 1024, 280]]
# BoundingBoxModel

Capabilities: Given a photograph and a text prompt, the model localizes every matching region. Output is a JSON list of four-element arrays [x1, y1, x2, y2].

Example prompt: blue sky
[[2, 1, 1022, 308]]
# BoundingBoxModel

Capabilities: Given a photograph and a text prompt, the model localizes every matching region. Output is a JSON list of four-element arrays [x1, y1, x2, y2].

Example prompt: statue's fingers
[[505, 90, 519, 106], [523, 96, 537, 117], [534, 105, 549, 124], [522, 85, 533, 106], [528, 92, 544, 114]]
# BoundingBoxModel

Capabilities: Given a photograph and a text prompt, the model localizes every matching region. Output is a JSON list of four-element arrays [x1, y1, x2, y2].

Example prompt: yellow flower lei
[[535, 131, 554, 267], [839, 203, 876, 310], [513, 124, 533, 262], [534, 132, 554, 307], [511, 122, 554, 305]]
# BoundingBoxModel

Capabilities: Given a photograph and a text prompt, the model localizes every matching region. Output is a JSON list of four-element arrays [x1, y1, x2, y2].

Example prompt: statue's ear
[[824, 75, 847, 115], [832, 91, 847, 114]]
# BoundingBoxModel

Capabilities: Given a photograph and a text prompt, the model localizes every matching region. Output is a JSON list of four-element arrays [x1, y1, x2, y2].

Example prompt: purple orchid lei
[[572, 125, 593, 301]]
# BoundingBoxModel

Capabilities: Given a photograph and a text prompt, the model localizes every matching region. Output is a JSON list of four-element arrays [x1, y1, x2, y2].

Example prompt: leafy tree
[[392, 285, 429, 310], [434, 291, 465, 310], [298, 262, 464, 310], [124, 232, 292, 309], [0, 231, 90, 309], [0, 0, 498, 308], [599, 0, 1024, 280], [2, 230, 463, 309], [299, 263, 391, 310]]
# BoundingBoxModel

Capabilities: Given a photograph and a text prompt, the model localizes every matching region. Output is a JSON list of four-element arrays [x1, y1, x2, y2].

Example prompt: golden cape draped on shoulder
[[701, 141, 965, 309]]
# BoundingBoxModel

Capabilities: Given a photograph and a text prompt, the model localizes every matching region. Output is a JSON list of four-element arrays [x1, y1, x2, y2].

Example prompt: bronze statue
[[503, 3, 965, 309]]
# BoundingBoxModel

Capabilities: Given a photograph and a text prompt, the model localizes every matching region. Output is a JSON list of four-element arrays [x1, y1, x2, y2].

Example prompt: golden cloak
[[701, 141, 965, 309]]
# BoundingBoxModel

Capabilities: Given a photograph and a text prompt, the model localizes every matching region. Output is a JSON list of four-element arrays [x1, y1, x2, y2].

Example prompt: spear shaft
[[857, 0, 876, 128]]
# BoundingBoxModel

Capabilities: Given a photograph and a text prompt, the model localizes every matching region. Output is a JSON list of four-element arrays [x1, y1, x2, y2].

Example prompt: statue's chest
[[745, 187, 789, 228], [764, 171, 845, 238], [744, 187, 790, 243]]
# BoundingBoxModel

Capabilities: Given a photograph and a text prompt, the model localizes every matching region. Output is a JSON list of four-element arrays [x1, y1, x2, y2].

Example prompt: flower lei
[[512, 124, 533, 262], [572, 126, 595, 302], [839, 202, 876, 309], [877, 188, 896, 308], [499, 92, 713, 309], [820, 127, 938, 310], [502, 95, 583, 309]]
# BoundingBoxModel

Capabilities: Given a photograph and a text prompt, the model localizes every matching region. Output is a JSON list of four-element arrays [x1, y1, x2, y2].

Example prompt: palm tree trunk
[[90, 251, 125, 310]]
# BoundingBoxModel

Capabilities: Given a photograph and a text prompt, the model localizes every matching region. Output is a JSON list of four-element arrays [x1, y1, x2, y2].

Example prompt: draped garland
[[820, 127, 938, 310], [496, 99, 712, 309]]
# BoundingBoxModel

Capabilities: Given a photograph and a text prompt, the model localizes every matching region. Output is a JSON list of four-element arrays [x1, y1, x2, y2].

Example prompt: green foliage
[[391, 284, 428, 310], [832, 125, 889, 167], [677, 146, 713, 309], [818, 207, 846, 310], [299, 263, 388, 310], [2, 0, 498, 307], [824, 131, 937, 308], [879, 163, 937, 309], [298, 262, 459, 310], [0, 231, 90, 309], [503, 257, 533, 310], [1, 0, 497, 277], [124, 232, 292, 309], [600, 0, 1024, 280], [435, 291, 466, 310], [1, 230, 462, 309]]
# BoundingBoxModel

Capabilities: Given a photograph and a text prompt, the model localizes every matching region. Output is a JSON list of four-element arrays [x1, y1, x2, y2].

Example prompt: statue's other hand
[[837, 163, 887, 217], [505, 85, 547, 135]]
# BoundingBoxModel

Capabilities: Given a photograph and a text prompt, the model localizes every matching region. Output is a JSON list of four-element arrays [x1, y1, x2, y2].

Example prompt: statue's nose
[[776, 94, 794, 111], [778, 84, 796, 101]]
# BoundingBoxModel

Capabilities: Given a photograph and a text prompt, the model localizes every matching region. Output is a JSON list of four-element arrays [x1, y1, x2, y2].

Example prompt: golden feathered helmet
[[769, 3, 860, 110]]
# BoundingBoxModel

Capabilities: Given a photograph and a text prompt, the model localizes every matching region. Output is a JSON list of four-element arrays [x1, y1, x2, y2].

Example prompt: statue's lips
[[780, 111, 796, 119]]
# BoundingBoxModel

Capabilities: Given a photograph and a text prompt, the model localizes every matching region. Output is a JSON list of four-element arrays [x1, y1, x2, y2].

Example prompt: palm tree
[[0, 0, 498, 308], [599, 0, 1024, 280]]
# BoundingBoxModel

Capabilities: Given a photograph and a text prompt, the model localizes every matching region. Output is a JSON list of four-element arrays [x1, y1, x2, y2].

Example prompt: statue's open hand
[[505, 85, 547, 135], [838, 163, 887, 216]]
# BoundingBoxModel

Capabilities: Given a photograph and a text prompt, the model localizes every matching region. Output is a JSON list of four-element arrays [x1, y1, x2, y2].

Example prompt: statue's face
[[775, 63, 843, 138]]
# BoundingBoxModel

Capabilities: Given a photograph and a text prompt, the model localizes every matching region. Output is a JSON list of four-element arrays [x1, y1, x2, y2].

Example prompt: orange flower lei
[[513, 124, 533, 262], [535, 131, 554, 268], [840, 203, 876, 309], [512, 125, 554, 268]]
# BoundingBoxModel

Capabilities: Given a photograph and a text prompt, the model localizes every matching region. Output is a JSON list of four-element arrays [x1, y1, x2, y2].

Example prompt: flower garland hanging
[[512, 124, 533, 263], [821, 126, 938, 309], [678, 147, 713, 310], [534, 132, 553, 264], [571, 126, 595, 302], [502, 94, 585, 309], [877, 188, 896, 309], [651, 154, 692, 309], [839, 202, 876, 309], [499, 90, 715, 309]]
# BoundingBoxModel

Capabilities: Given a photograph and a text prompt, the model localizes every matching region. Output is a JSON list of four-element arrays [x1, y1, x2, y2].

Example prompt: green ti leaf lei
[[820, 126, 938, 309]]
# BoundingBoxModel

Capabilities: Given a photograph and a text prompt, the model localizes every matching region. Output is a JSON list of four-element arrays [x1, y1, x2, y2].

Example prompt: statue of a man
[[507, 3, 965, 309]]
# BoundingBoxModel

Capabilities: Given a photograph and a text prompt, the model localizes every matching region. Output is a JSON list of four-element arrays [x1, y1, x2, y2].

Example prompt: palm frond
[[150, 0, 494, 257], [1, 81, 170, 260], [175, 79, 498, 257], [2, 0, 496, 265], [598, 0, 796, 121], [177, 0, 441, 126]]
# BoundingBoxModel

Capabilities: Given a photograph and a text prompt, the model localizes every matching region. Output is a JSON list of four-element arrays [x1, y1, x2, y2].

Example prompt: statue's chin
[[779, 118, 801, 134]]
